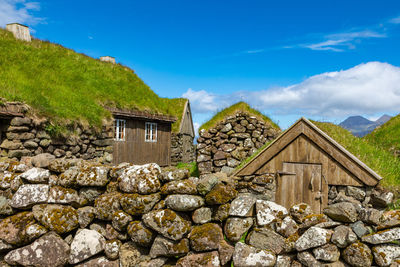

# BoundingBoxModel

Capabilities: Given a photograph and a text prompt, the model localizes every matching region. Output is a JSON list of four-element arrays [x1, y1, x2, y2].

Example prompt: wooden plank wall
[[113, 119, 171, 166]]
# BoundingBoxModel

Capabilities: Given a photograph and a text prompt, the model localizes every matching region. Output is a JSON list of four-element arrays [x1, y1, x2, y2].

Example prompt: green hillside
[[313, 121, 400, 190], [0, 28, 186, 133], [364, 114, 400, 153], [199, 101, 280, 132]]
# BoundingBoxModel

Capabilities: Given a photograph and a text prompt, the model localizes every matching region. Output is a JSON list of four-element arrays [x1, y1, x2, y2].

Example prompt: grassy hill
[[199, 101, 280, 132], [313, 121, 400, 191], [364, 114, 400, 153], [0, 28, 186, 134]]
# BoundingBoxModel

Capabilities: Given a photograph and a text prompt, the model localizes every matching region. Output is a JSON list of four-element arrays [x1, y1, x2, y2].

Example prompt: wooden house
[[110, 108, 177, 166], [234, 117, 382, 213]]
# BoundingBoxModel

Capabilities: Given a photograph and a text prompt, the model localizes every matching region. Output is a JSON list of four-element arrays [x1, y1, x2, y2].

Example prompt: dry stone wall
[[196, 112, 280, 175], [0, 159, 397, 267], [170, 133, 195, 165]]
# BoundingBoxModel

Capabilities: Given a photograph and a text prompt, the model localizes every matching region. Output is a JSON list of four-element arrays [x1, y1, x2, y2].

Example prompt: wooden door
[[276, 162, 322, 213]]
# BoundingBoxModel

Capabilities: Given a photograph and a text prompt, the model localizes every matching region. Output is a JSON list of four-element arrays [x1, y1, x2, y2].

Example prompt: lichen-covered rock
[[378, 210, 400, 230], [359, 207, 382, 225], [297, 251, 321, 267], [233, 242, 276, 267], [342, 242, 372, 267], [33, 204, 79, 234], [197, 174, 219, 195], [224, 217, 253, 242], [104, 239, 121, 260], [119, 163, 161, 194], [256, 199, 288, 226], [142, 209, 191, 241], [351, 221, 370, 238], [218, 239, 235, 265], [0, 195, 13, 215], [331, 225, 357, 248], [372, 244, 400, 267], [323, 202, 358, 223], [4, 232, 69, 267], [69, 229, 106, 264], [362, 228, 400, 244], [275, 255, 292, 267], [127, 221, 155, 247], [10, 184, 49, 209], [295, 226, 332, 251], [120, 192, 161, 216], [290, 203, 313, 223], [75, 256, 119, 267], [213, 203, 230, 222], [192, 207, 212, 224], [0, 212, 36, 245], [346, 186, 366, 201], [48, 185, 80, 206], [58, 166, 79, 187], [229, 193, 257, 217], [276, 216, 299, 237], [246, 227, 286, 254], [300, 214, 329, 229], [138, 257, 168, 267], [31, 153, 55, 168], [176, 251, 221, 267], [189, 223, 224, 251], [119, 242, 143, 267], [111, 210, 132, 231], [77, 206, 96, 228], [370, 190, 394, 208], [19, 167, 50, 183], [205, 183, 237, 205], [48, 158, 73, 173], [90, 223, 127, 241], [312, 243, 340, 262], [94, 192, 122, 221], [160, 179, 197, 195], [160, 168, 189, 182], [149, 236, 190, 258], [165, 194, 204, 211], [76, 164, 110, 187]]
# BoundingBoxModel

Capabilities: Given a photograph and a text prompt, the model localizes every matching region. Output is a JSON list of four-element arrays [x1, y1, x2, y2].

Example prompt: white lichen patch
[[10, 184, 49, 209], [20, 168, 50, 183], [69, 229, 105, 264]]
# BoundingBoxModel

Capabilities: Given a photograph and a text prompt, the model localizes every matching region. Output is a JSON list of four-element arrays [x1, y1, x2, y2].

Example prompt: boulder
[[362, 228, 400, 244], [165, 194, 205, 211], [5, 232, 69, 267], [160, 179, 197, 195], [76, 164, 110, 187], [372, 244, 400, 267], [224, 217, 253, 242], [378, 210, 400, 230], [197, 174, 219, 195], [359, 208, 382, 225], [10, 184, 49, 209], [290, 203, 313, 223], [370, 190, 394, 208], [189, 223, 224, 251], [229, 193, 257, 217], [111, 210, 132, 231], [205, 183, 237, 205], [142, 209, 191, 241], [77, 206, 96, 228], [33, 204, 79, 234], [346, 186, 366, 201], [127, 221, 155, 247], [232, 242, 276, 267], [331, 225, 357, 248], [69, 229, 106, 264], [94, 192, 122, 220], [294, 227, 332, 251], [58, 166, 79, 187], [297, 251, 321, 267], [213, 203, 230, 222], [256, 199, 288, 226], [192, 207, 212, 224], [323, 202, 358, 223], [342, 242, 372, 267], [176, 251, 220, 267], [31, 153, 55, 168], [351, 221, 370, 238], [119, 163, 161, 194], [19, 167, 50, 183], [0, 195, 13, 216], [218, 239, 235, 265], [119, 242, 143, 267], [0, 171, 17, 190], [48, 185, 80, 205], [120, 193, 161, 216], [149, 236, 189, 258], [0, 212, 36, 245], [104, 239, 121, 260], [312, 243, 340, 262], [246, 227, 286, 254], [160, 168, 189, 182], [276, 216, 299, 237], [138, 257, 168, 267]]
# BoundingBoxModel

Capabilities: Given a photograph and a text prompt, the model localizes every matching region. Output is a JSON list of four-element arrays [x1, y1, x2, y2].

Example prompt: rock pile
[[196, 112, 280, 175], [0, 159, 398, 266]]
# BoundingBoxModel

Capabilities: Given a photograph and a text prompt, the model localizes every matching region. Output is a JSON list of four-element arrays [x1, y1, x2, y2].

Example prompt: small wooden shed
[[172, 100, 195, 163], [234, 118, 382, 213], [110, 108, 176, 166]]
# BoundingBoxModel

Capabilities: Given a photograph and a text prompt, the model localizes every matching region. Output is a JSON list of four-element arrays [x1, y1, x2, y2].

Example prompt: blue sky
[[2, 0, 400, 131]]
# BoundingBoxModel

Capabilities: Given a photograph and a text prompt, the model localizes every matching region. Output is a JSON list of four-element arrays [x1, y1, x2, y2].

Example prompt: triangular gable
[[179, 100, 195, 137], [234, 117, 382, 186]]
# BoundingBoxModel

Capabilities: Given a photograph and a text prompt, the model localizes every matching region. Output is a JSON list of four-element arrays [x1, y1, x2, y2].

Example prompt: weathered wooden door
[[276, 162, 322, 213]]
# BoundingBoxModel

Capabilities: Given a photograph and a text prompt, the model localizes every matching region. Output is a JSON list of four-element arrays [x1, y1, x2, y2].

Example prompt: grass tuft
[[176, 161, 199, 177]]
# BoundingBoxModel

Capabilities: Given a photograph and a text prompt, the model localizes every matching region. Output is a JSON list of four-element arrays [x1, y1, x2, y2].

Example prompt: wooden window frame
[[145, 122, 157, 142], [114, 119, 126, 141]]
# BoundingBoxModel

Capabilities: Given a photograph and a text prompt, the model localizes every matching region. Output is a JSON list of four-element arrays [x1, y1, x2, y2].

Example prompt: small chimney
[[6, 23, 31, 42], [100, 56, 116, 64]]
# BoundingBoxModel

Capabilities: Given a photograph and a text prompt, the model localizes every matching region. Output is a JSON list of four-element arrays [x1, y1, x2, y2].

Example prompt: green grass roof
[[312, 121, 400, 191], [199, 101, 280, 133], [364, 114, 400, 153], [0, 28, 186, 133]]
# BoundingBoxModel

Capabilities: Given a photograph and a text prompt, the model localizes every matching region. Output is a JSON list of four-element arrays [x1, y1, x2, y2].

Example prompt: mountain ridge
[[339, 114, 392, 137]]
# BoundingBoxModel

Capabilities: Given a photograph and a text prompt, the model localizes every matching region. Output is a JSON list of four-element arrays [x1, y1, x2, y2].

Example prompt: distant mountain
[[339, 115, 392, 137]]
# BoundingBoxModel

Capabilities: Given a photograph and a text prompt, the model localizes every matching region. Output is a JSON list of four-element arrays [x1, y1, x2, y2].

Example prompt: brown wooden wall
[[113, 118, 171, 166]]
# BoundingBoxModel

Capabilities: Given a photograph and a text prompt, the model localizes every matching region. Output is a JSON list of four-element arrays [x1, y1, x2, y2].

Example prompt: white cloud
[[184, 62, 400, 120], [0, 0, 42, 27], [390, 16, 400, 24]]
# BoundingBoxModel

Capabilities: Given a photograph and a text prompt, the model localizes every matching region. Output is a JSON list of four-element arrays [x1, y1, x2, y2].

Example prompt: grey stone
[[76, 164, 110, 187], [104, 239, 121, 260], [295, 227, 332, 251], [276, 216, 299, 237], [77, 206, 96, 228], [10, 117, 31, 126], [75, 256, 119, 267], [189, 223, 224, 251], [165, 194, 204, 211], [290, 203, 313, 223], [0, 212, 36, 245], [69, 229, 106, 264], [221, 123, 232, 133], [323, 202, 358, 223], [10, 184, 49, 209], [359, 207, 382, 225], [232, 242, 276, 267], [20, 167, 50, 183], [23, 140, 38, 149], [0, 140, 22, 150], [160, 179, 197, 195], [197, 173, 219, 195], [192, 207, 212, 224], [224, 217, 253, 242], [0, 196, 13, 215], [346, 186, 366, 201], [313, 243, 340, 262], [379, 210, 400, 230], [127, 221, 155, 247], [149, 236, 189, 258], [331, 225, 357, 248], [119, 242, 143, 267], [351, 221, 370, 238], [256, 199, 288, 226], [4, 232, 69, 267], [342, 242, 372, 267], [229, 193, 257, 217], [362, 227, 400, 244], [31, 153, 55, 168], [111, 210, 132, 232], [371, 190, 394, 208], [94, 192, 122, 221], [247, 227, 286, 254], [372, 244, 400, 267], [176, 251, 220, 267], [33, 204, 79, 234], [119, 163, 161, 194], [120, 192, 161, 216], [297, 251, 321, 267]]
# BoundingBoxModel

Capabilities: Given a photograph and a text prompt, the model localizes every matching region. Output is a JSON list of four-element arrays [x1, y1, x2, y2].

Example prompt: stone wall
[[0, 104, 113, 163], [170, 133, 195, 165], [196, 112, 280, 175], [0, 159, 397, 267]]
